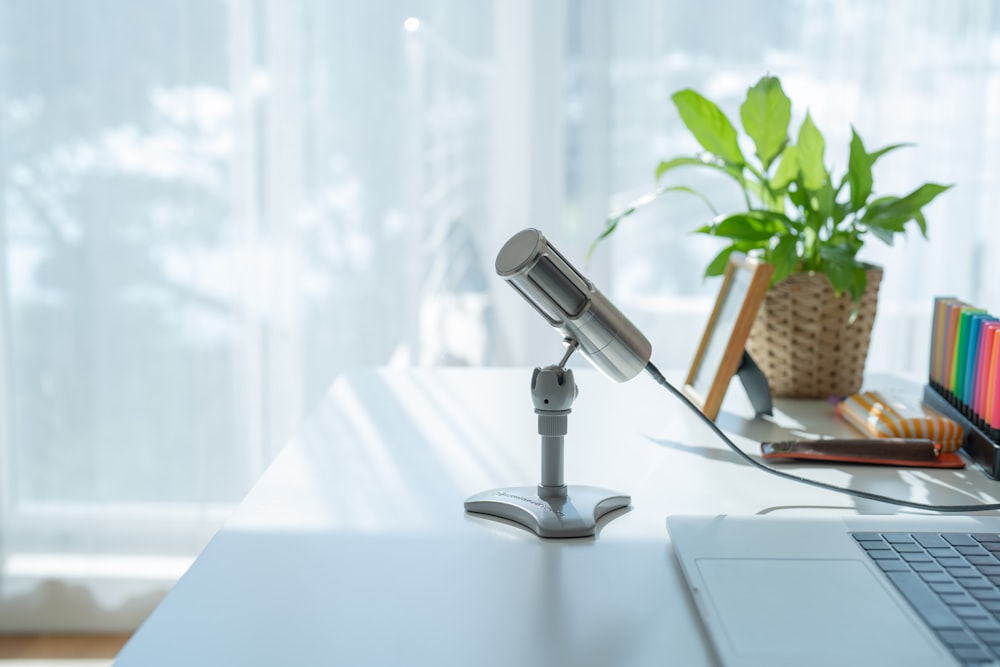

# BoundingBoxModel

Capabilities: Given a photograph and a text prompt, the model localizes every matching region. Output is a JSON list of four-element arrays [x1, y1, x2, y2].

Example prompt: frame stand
[[736, 350, 773, 418], [464, 346, 630, 538]]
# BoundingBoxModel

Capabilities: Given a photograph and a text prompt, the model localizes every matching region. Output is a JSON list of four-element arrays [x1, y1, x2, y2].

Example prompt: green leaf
[[864, 195, 897, 211], [874, 182, 952, 217], [654, 155, 745, 198], [656, 155, 716, 182], [771, 144, 799, 190], [816, 178, 835, 220], [868, 214, 910, 233], [865, 222, 897, 245], [650, 184, 719, 215], [861, 183, 951, 243], [801, 226, 819, 268], [749, 209, 798, 228], [914, 210, 928, 238], [847, 127, 873, 210], [740, 75, 792, 171], [586, 184, 719, 262], [586, 215, 624, 262], [803, 189, 827, 231], [712, 219, 774, 242], [711, 211, 789, 242], [703, 241, 763, 278], [797, 112, 827, 191], [848, 266, 869, 306], [787, 182, 809, 209], [767, 235, 799, 284], [672, 89, 746, 166], [832, 201, 851, 225], [705, 245, 737, 277], [819, 245, 858, 296], [869, 142, 913, 165]]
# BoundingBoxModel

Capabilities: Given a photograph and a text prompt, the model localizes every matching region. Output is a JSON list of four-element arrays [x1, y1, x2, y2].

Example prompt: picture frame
[[683, 255, 775, 421]]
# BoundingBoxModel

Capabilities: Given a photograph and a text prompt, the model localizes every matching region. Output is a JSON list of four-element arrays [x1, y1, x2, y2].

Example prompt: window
[[1, 0, 997, 631]]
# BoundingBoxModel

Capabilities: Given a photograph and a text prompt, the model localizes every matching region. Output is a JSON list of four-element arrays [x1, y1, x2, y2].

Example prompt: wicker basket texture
[[746, 266, 882, 399]]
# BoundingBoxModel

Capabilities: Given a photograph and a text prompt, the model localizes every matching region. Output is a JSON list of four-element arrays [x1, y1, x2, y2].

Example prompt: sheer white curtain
[[0, 0, 523, 631], [0, 0, 997, 632]]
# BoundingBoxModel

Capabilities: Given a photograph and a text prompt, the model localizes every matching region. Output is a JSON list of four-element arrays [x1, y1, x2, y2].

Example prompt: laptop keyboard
[[853, 531, 1000, 665]]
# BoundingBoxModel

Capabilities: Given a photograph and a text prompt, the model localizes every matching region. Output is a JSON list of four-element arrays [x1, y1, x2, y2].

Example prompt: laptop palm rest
[[695, 558, 943, 665]]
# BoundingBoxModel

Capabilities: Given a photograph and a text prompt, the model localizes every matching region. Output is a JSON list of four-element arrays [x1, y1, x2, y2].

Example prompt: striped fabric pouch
[[837, 390, 965, 453]]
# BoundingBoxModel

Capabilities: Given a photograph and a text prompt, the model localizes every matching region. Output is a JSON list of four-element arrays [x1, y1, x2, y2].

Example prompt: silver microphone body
[[495, 228, 652, 382]]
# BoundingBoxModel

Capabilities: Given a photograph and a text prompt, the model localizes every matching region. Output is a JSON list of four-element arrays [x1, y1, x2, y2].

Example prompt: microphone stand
[[464, 342, 631, 538]]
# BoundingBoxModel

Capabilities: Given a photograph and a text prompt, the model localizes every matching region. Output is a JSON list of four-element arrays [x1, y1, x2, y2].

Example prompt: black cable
[[644, 361, 1000, 513]]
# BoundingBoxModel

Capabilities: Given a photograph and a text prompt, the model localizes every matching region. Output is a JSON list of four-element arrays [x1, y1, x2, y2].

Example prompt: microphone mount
[[464, 340, 631, 538]]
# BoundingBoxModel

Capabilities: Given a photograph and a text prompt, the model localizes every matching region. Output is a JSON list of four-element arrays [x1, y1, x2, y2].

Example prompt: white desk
[[114, 368, 1000, 666]]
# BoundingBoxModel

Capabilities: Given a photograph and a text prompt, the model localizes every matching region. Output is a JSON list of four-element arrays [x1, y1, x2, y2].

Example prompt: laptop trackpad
[[695, 558, 945, 664]]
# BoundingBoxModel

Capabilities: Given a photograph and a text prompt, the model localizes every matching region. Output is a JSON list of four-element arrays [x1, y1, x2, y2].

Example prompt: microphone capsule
[[496, 228, 652, 382]]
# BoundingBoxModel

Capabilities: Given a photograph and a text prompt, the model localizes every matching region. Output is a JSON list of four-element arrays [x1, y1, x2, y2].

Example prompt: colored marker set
[[928, 297, 1000, 436], [925, 296, 1000, 478]]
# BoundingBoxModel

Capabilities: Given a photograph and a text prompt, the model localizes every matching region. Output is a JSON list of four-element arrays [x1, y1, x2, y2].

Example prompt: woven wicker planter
[[746, 266, 882, 399]]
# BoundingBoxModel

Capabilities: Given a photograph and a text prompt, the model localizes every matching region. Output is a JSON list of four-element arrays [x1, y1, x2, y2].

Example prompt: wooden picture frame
[[683, 255, 774, 421]]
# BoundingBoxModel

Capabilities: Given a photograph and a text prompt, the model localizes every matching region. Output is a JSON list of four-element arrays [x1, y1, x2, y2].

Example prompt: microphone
[[495, 228, 652, 382]]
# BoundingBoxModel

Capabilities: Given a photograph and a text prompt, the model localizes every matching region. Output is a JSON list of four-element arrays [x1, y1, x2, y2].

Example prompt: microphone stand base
[[464, 485, 630, 538]]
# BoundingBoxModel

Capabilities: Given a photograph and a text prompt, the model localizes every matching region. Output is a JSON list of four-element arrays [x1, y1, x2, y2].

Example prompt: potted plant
[[592, 74, 951, 397]]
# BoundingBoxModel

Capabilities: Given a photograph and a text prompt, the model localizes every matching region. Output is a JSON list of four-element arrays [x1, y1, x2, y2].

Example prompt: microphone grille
[[495, 228, 544, 277]]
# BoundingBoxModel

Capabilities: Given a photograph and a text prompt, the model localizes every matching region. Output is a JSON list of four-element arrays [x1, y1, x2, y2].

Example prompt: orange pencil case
[[836, 390, 965, 453]]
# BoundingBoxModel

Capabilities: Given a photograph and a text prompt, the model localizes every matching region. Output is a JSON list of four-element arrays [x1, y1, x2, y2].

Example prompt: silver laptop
[[668, 514, 1000, 667]]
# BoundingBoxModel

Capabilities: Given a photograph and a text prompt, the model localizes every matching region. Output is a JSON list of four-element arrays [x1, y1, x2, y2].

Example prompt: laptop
[[667, 514, 1000, 667]]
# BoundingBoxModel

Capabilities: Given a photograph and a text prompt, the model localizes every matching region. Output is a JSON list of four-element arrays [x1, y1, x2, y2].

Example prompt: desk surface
[[115, 368, 1000, 666]]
